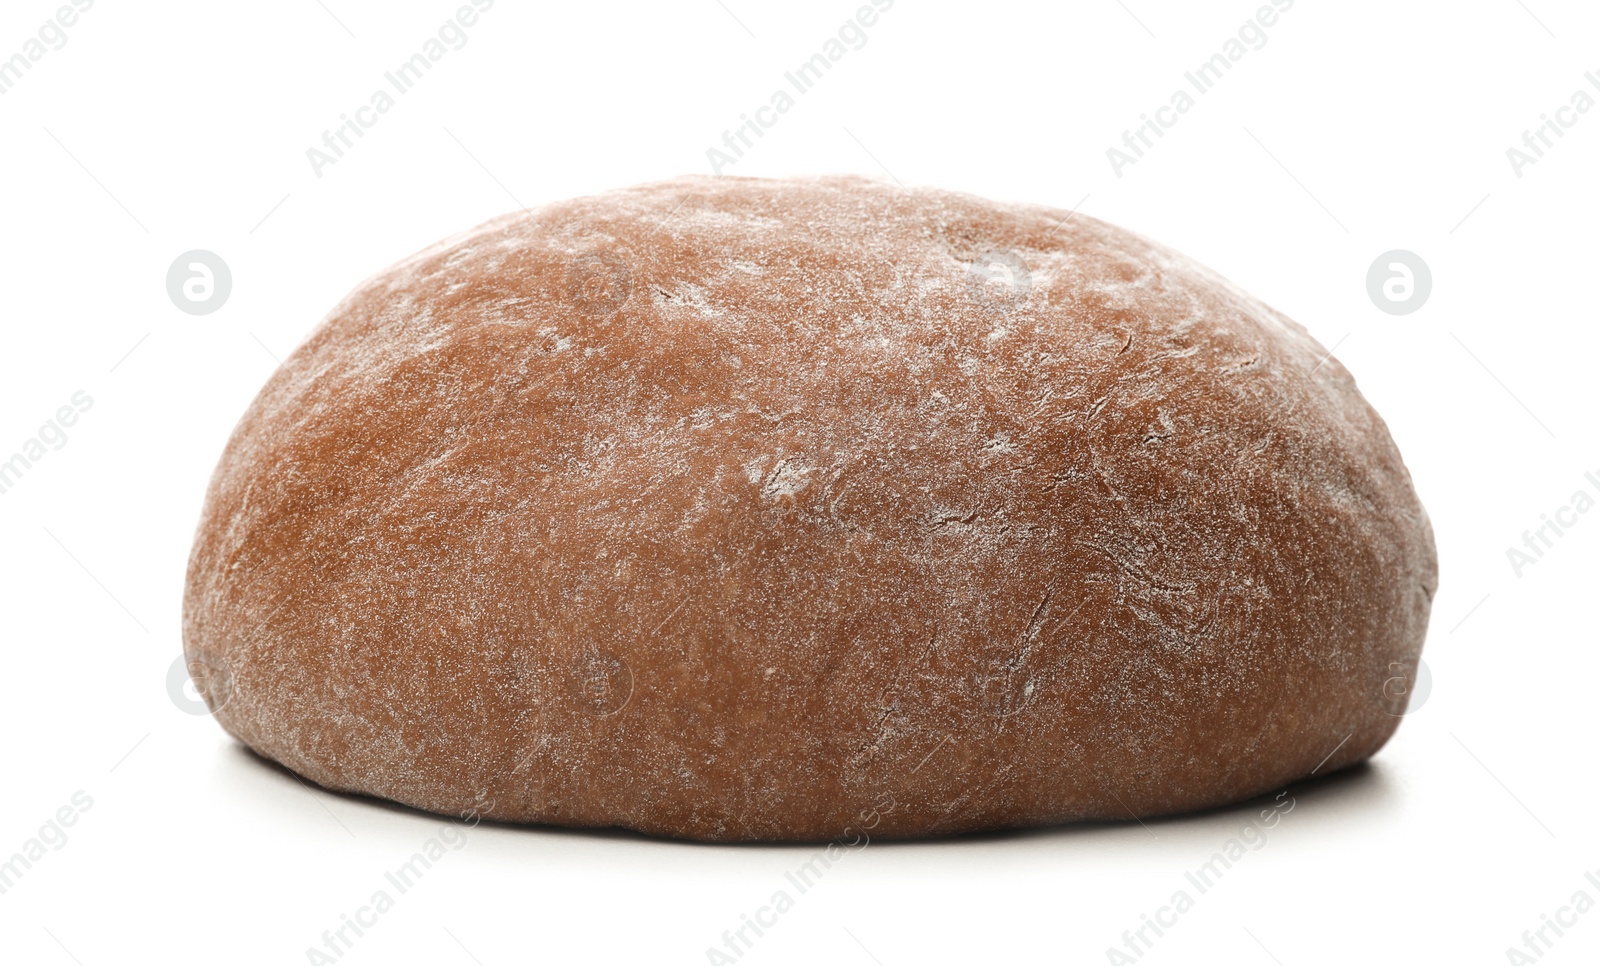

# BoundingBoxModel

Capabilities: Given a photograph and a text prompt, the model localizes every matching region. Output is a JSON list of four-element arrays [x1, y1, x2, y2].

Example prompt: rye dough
[[182, 175, 1437, 841]]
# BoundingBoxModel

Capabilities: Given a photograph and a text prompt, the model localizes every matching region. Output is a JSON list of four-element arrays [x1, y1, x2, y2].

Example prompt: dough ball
[[182, 176, 1437, 841]]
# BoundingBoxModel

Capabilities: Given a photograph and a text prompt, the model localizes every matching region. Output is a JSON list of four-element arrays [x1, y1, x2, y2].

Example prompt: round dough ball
[[182, 176, 1436, 841]]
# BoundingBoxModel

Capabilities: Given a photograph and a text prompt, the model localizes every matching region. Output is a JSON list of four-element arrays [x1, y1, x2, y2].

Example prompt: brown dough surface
[[182, 175, 1437, 841]]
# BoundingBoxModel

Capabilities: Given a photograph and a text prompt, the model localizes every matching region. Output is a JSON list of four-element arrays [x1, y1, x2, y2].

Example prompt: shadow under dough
[[216, 740, 1400, 851]]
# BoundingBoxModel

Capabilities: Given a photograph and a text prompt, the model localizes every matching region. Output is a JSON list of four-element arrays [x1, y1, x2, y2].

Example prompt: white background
[[1, 1, 1596, 963]]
